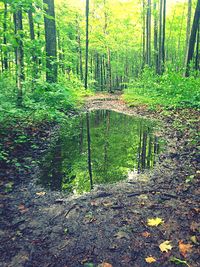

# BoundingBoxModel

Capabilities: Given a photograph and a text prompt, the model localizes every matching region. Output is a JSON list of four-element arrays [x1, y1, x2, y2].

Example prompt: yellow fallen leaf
[[145, 256, 157, 263], [159, 240, 173, 252], [36, 192, 46, 196], [147, 217, 164, 227], [190, 236, 198, 244], [179, 241, 193, 257]]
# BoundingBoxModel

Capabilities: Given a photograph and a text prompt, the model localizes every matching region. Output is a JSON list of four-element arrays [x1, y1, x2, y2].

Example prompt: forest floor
[[0, 93, 200, 267]]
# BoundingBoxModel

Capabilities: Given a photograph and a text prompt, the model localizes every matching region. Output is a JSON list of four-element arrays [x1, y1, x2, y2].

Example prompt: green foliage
[[0, 74, 91, 127], [124, 68, 200, 109]]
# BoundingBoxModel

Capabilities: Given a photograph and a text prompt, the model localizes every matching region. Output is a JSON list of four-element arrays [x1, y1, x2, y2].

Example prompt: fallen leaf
[[147, 217, 164, 227], [190, 221, 199, 232], [179, 241, 193, 257], [36, 192, 46, 196], [102, 201, 114, 207], [18, 204, 29, 213], [159, 240, 173, 252], [114, 231, 129, 239], [145, 256, 157, 263], [170, 257, 190, 267], [142, 231, 151, 238], [190, 236, 198, 244], [90, 201, 98, 206], [98, 263, 113, 267]]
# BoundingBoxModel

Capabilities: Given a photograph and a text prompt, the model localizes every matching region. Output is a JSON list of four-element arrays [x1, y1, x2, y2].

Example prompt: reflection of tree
[[104, 111, 110, 178], [86, 112, 93, 189], [39, 110, 162, 194], [51, 138, 63, 190], [39, 138, 63, 191], [141, 130, 147, 171]]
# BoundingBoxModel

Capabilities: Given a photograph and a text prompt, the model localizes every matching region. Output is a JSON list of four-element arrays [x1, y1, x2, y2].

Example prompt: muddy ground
[[0, 94, 200, 267]]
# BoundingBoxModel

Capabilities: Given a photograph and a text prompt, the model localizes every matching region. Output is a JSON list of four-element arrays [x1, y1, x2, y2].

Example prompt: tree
[[185, 0, 200, 76], [43, 0, 58, 83], [146, 0, 151, 66], [185, 0, 192, 62], [85, 0, 89, 89], [3, 1, 8, 71], [14, 7, 24, 106]]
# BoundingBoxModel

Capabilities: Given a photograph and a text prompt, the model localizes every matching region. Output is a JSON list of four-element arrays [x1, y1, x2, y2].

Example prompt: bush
[[124, 68, 200, 109]]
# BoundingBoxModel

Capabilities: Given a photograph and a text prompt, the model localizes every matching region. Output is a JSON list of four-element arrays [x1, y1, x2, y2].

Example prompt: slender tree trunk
[[162, 0, 166, 69], [142, 0, 146, 68], [43, 0, 58, 83], [185, 0, 192, 63], [85, 0, 89, 89], [146, 0, 151, 66], [195, 24, 200, 70], [158, 0, 163, 74], [3, 2, 8, 71], [154, 0, 159, 73], [28, 6, 38, 86], [185, 0, 200, 76], [14, 9, 24, 106]]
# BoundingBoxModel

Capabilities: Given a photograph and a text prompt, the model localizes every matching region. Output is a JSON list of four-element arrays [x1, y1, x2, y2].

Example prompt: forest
[[0, 0, 199, 266]]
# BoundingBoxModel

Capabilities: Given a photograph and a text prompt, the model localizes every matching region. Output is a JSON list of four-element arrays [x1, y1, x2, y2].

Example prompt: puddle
[[39, 110, 163, 193]]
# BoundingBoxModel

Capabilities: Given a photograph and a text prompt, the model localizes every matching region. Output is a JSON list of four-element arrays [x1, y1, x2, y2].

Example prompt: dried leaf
[[145, 256, 157, 263], [179, 241, 193, 257], [190, 221, 199, 232], [142, 231, 151, 238], [114, 231, 129, 239], [18, 204, 29, 213], [36, 192, 46, 196], [147, 217, 164, 227], [102, 201, 114, 207], [98, 263, 113, 267], [159, 240, 173, 252]]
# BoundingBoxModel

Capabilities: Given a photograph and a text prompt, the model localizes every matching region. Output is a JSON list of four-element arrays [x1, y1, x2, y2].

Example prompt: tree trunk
[[3, 2, 8, 71], [85, 0, 89, 89], [185, 0, 192, 63], [28, 6, 38, 86], [154, 0, 159, 73], [14, 9, 24, 106], [185, 0, 200, 76], [162, 0, 166, 68], [43, 0, 58, 83], [146, 0, 151, 66], [142, 0, 146, 68]]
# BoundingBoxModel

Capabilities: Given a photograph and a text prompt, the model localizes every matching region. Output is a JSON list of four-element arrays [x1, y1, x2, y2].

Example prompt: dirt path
[[0, 94, 199, 267]]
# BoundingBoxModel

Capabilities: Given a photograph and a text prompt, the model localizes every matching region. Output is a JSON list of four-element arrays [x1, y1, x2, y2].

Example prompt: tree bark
[[185, 0, 200, 76], [185, 0, 192, 63], [154, 0, 159, 73], [14, 9, 24, 106], [43, 0, 58, 83], [85, 0, 89, 89], [3, 2, 8, 71]]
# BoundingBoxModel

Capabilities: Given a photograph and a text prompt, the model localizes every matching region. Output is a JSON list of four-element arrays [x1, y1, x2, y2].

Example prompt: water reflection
[[39, 110, 162, 193]]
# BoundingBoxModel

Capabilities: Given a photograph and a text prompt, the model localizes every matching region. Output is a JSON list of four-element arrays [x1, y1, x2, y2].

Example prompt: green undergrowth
[[124, 68, 200, 110], [0, 74, 92, 128]]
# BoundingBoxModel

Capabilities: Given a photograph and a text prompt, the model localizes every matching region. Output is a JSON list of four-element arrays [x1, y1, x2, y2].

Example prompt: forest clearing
[[0, 0, 200, 266]]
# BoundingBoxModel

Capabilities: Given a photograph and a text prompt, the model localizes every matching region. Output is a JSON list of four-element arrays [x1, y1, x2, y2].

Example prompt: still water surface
[[39, 110, 163, 193]]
